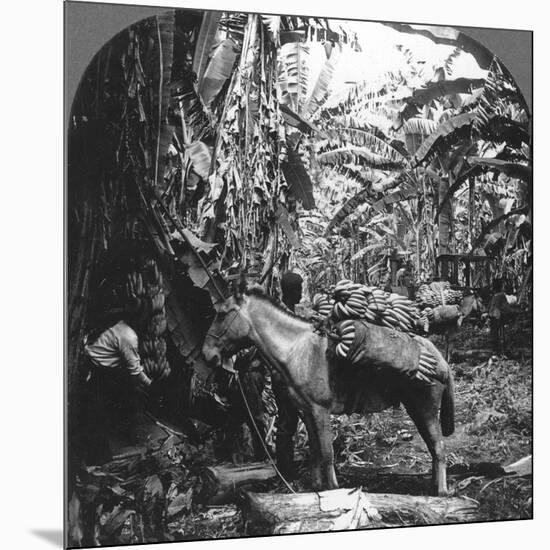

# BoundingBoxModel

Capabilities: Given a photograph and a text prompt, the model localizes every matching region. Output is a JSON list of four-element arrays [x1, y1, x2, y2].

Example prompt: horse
[[429, 291, 484, 361], [202, 284, 455, 496]]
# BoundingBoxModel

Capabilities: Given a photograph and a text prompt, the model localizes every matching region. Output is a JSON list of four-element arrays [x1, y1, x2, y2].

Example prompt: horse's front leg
[[301, 411, 323, 490], [304, 405, 338, 490]]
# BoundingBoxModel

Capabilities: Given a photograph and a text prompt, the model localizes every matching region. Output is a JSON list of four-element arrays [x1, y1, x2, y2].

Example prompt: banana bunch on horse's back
[[312, 278, 467, 360], [312, 280, 420, 358]]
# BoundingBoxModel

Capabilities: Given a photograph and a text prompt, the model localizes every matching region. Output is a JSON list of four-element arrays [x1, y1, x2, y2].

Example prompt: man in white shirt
[[84, 318, 152, 390], [80, 297, 156, 463]]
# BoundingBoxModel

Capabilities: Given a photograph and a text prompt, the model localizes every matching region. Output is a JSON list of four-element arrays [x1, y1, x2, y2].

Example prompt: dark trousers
[[78, 365, 144, 465], [272, 374, 299, 477]]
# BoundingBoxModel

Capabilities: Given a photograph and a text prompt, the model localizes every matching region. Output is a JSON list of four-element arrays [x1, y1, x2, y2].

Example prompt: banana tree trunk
[[438, 175, 452, 255]]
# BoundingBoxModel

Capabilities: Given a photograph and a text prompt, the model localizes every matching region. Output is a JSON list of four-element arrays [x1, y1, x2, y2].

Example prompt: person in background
[[488, 277, 520, 355], [272, 271, 303, 478], [79, 297, 159, 464], [220, 347, 269, 462]]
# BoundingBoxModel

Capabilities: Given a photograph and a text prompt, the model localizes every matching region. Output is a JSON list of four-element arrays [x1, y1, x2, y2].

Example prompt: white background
[[1, 0, 546, 548]]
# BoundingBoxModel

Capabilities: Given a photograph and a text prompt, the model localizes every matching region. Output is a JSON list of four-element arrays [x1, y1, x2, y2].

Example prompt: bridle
[[204, 308, 243, 356]]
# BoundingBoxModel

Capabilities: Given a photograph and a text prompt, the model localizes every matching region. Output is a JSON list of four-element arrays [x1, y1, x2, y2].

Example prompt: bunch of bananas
[[141, 337, 170, 379], [381, 293, 419, 332], [126, 271, 145, 299], [335, 319, 356, 359], [417, 347, 439, 383], [312, 293, 335, 317], [326, 279, 421, 358], [333, 280, 370, 320], [443, 288, 464, 305], [416, 281, 463, 309], [126, 257, 170, 380]]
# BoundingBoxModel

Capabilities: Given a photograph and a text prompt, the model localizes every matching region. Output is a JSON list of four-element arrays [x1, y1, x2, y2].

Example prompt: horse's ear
[[238, 272, 248, 294], [234, 272, 247, 302]]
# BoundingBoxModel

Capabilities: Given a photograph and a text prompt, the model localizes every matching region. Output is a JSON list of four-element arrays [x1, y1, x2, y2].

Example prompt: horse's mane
[[245, 287, 312, 325]]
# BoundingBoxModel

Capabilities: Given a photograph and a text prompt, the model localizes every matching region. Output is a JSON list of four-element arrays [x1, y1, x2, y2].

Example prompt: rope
[[235, 370, 296, 494]]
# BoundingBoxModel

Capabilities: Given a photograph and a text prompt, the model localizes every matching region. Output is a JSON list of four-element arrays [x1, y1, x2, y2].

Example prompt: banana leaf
[[280, 104, 319, 134], [326, 128, 409, 165], [371, 183, 417, 213], [281, 147, 315, 209], [152, 11, 176, 187], [480, 115, 530, 148], [303, 44, 341, 118], [261, 15, 281, 46], [411, 78, 486, 105], [382, 23, 494, 70], [402, 118, 439, 136], [350, 242, 387, 262], [279, 42, 310, 113], [199, 38, 239, 107], [433, 165, 483, 222], [467, 157, 532, 182], [318, 146, 405, 171], [192, 12, 222, 84], [185, 141, 212, 180], [414, 112, 475, 165], [470, 205, 529, 253], [324, 187, 374, 236]]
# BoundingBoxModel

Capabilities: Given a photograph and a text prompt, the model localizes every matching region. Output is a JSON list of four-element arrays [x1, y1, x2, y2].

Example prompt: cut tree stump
[[241, 489, 479, 535], [197, 462, 278, 505]]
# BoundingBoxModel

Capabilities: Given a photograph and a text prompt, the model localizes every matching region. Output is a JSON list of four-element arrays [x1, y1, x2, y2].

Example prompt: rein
[[205, 309, 241, 347], [206, 303, 297, 493], [235, 370, 296, 494]]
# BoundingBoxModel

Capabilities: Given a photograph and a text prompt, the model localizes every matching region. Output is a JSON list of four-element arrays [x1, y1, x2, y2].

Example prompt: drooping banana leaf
[[192, 12, 222, 85], [402, 117, 439, 156], [280, 104, 319, 134], [324, 186, 376, 236], [350, 242, 387, 262], [326, 128, 409, 166], [278, 41, 310, 113], [261, 15, 281, 46], [411, 78, 486, 106], [152, 10, 176, 187], [318, 146, 405, 171], [413, 112, 475, 165], [173, 86, 214, 142], [467, 157, 532, 182], [382, 23, 495, 70], [281, 147, 315, 209], [479, 115, 530, 148], [402, 118, 439, 135], [199, 38, 239, 107], [469, 205, 530, 253], [185, 141, 212, 180], [371, 182, 417, 213], [433, 165, 483, 222], [303, 44, 341, 119]]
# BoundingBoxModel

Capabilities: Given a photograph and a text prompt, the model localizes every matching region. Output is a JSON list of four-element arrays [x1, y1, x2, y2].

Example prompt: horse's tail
[[440, 370, 455, 437]]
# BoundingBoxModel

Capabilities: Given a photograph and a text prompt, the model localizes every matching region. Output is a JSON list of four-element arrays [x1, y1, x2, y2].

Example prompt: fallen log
[[241, 489, 479, 535], [197, 462, 277, 505]]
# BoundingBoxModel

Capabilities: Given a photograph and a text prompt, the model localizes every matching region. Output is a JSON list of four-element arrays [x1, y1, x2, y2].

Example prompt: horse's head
[[202, 276, 254, 368], [460, 290, 486, 320]]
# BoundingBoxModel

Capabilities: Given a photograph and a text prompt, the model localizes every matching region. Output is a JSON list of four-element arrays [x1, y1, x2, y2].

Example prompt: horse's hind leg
[[301, 412, 323, 490], [403, 394, 448, 496], [303, 406, 338, 490]]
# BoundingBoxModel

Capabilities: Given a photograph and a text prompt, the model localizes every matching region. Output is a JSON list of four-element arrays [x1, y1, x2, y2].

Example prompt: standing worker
[[272, 271, 303, 478]]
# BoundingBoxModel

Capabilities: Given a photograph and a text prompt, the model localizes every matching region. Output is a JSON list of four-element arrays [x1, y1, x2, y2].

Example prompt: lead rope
[[235, 371, 296, 494]]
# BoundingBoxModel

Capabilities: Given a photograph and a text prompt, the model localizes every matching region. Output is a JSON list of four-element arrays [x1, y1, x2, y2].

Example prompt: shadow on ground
[[31, 529, 64, 548]]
